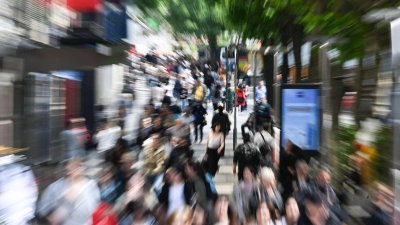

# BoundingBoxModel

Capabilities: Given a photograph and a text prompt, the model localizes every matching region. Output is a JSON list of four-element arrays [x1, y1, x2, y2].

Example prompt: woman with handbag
[[202, 122, 225, 177]]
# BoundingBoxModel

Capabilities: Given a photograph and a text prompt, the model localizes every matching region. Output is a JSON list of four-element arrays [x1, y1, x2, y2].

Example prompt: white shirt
[[253, 130, 274, 150], [94, 126, 121, 152], [152, 86, 165, 103], [180, 115, 194, 127], [167, 183, 186, 217]]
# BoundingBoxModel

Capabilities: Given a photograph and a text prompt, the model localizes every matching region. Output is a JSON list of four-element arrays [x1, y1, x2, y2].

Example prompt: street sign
[[280, 84, 321, 151]]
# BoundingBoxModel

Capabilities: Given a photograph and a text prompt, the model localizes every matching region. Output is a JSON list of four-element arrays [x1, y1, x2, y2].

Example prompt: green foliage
[[334, 124, 357, 180], [373, 126, 393, 186]]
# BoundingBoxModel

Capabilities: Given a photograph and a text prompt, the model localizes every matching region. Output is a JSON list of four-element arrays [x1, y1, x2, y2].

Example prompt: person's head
[[217, 102, 224, 112], [151, 134, 161, 147], [115, 138, 128, 152], [256, 202, 274, 225], [214, 195, 230, 220], [184, 107, 191, 115], [295, 160, 308, 178], [175, 119, 184, 129], [126, 197, 151, 219], [227, 83, 231, 88], [242, 81, 246, 86], [260, 167, 276, 188], [66, 157, 85, 179], [196, 100, 202, 106], [166, 166, 184, 184], [166, 206, 193, 225], [316, 165, 331, 187], [259, 80, 264, 87], [99, 163, 115, 186], [142, 117, 152, 128], [243, 165, 256, 182], [261, 96, 267, 104], [178, 137, 189, 147], [206, 69, 211, 76], [154, 116, 162, 128], [197, 78, 203, 85], [170, 136, 180, 146], [284, 197, 300, 224], [304, 192, 329, 220], [212, 122, 221, 133], [119, 152, 135, 171]]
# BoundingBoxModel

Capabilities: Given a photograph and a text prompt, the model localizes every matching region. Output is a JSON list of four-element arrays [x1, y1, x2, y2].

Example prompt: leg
[[194, 123, 199, 141], [199, 123, 204, 141]]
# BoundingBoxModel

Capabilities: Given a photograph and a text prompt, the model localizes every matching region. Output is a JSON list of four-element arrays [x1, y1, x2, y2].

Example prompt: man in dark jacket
[[164, 138, 194, 171], [233, 133, 262, 180], [211, 102, 231, 156]]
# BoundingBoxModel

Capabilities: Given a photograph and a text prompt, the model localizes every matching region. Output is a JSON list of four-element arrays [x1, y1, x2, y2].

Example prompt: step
[[85, 158, 104, 167], [214, 173, 237, 183], [215, 184, 234, 195]]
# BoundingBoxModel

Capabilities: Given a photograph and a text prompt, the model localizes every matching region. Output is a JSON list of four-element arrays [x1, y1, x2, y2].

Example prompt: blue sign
[[281, 86, 320, 150], [52, 70, 82, 81], [103, 4, 127, 42]]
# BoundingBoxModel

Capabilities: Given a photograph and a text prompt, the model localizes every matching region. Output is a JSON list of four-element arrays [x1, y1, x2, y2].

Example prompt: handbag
[[259, 132, 273, 167], [202, 117, 207, 127]]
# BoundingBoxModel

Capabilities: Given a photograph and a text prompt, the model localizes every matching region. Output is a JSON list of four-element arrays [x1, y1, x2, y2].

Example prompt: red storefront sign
[[66, 0, 100, 12]]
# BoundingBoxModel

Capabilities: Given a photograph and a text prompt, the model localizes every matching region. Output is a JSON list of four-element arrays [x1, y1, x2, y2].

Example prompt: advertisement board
[[280, 84, 320, 151]]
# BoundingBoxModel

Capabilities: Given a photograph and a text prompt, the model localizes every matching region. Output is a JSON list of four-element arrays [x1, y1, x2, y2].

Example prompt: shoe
[[199, 139, 202, 143], [194, 139, 198, 143]]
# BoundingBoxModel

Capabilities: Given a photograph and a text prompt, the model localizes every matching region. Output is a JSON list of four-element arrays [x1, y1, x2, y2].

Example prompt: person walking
[[211, 103, 231, 156], [212, 84, 223, 111], [202, 122, 225, 177], [233, 133, 262, 180], [255, 81, 267, 104], [204, 69, 215, 102], [253, 122, 275, 167], [225, 83, 235, 114], [192, 100, 207, 143], [193, 78, 207, 107], [236, 85, 246, 112]]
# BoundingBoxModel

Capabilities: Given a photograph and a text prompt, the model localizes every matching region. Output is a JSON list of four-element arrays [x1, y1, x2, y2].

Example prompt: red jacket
[[236, 89, 246, 106]]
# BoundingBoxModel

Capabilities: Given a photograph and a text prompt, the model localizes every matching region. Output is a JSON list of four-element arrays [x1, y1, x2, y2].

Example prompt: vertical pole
[[225, 46, 230, 111], [253, 51, 258, 132], [233, 46, 238, 149], [319, 43, 331, 162], [391, 18, 400, 225]]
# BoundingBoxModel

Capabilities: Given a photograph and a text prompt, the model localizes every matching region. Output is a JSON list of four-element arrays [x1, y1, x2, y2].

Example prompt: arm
[[218, 133, 225, 154]]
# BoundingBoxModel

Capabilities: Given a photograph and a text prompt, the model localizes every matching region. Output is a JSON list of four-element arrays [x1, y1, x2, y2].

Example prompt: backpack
[[259, 132, 273, 167], [239, 143, 259, 163]]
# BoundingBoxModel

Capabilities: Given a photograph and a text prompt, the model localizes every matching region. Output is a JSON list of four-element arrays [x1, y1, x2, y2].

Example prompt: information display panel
[[281, 84, 320, 151]]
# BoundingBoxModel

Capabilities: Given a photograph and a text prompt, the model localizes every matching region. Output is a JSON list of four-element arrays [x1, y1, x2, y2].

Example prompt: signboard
[[52, 70, 82, 81], [280, 84, 320, 151]]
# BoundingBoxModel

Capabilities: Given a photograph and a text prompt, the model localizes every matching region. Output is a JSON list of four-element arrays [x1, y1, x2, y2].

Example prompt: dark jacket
[[165, 146, 194, 171], [212, 112, 231, 134], [158, 182, 193, 209]]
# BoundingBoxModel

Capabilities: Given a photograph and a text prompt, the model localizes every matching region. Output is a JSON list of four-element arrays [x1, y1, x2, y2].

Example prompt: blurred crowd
[[0, 51, 394, 225]]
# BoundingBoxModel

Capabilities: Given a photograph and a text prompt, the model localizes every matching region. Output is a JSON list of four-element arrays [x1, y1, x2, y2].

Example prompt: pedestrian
[[225, 83, 235, 114], [241, 81, 249, 111], [159, 166, 193, 218], [202, 122, 225, 177], [193, 78, 207, 106], [297, 192, 341, 225], [236, 85, 246, 112], [166, 206, 193, 225], [211, 103, 231, 156], [253, 122, 275, 167], [204, 69, 215, 102], [115, 152, 136, 197], [192, 100, 207, 143], [180, 82, 189, 111], [165, 138, 193, 171], [37, 158, 101, 225], [143, 134, 165, 192], [212, 84, 223, 110], [173, 76, 183, 99], [233, 133, 262, 180], [255, 81, 267, 104], [230, 165, 260, 224], [249, 201, 282, 225], [281, 197, 300, 225], [60, 121, 85, 159], [257, 167, 284, 216], [213, 196, 239, 225]]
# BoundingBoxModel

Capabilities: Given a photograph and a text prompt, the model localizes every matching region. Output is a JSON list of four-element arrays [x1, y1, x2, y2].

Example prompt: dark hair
[[255, 201, 277, 221], [211, 122, 221, 132], [243, 133, 252, 143], [213, 85, 221, 98], [262, 122, 270, 131], [304, 191, 324, 206]]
